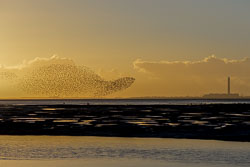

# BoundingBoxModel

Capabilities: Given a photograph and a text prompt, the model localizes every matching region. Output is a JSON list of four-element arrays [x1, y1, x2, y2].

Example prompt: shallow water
[[0, 99, 250, 105], [0, 136, 249, 167]]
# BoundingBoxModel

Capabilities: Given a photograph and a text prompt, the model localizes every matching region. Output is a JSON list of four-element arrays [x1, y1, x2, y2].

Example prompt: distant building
[[203, 77, 240, 99], [202, 93, 240, 99]]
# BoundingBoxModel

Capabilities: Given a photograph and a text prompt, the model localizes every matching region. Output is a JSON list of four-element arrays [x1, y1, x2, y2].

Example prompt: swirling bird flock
[[0, 59, 135, 97]]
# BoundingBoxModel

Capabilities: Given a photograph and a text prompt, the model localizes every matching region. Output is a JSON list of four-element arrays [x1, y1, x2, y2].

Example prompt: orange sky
[[1, 0, 250, 98]]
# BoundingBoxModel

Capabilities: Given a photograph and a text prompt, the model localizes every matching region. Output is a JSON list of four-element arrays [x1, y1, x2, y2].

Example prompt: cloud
[[0, 56, 135, 98], [133, 56, 250, 96], [134, 55, 250, 77]]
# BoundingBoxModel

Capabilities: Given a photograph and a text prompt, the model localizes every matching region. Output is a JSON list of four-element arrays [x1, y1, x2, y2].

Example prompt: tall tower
[[228, 77, 230, 95]]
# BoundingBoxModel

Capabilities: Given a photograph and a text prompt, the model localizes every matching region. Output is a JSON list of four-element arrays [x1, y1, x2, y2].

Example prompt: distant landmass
[[202, 93, 240, 99], [127, 95, 248, 99], [202, 77, 240, 99]]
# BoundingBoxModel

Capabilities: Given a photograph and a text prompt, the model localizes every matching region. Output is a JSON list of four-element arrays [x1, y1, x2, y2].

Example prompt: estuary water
[[0, 98, 250, 105], [0, 136, 249, 167]]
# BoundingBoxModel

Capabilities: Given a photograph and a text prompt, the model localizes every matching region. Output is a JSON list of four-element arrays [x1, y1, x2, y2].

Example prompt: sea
[[0, 98, 250, 105], [0, 136, 249, 167]]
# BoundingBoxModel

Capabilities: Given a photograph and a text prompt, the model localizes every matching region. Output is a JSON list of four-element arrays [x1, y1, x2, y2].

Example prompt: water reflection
[[0, 136, 249, 167]]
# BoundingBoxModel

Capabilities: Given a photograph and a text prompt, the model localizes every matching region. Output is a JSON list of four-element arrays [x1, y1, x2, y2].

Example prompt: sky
[[0, 0, 250, 98]]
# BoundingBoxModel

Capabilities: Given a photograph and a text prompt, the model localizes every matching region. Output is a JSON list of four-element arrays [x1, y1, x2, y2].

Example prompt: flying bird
[[19, 64, 135, 97]]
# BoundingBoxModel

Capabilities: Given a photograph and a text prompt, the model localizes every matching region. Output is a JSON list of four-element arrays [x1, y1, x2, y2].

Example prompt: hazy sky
[[1, 0, 250, 97]]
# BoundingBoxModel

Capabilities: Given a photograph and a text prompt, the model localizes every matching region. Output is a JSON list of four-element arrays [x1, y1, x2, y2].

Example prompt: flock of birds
[[0, 64, 135, 97]]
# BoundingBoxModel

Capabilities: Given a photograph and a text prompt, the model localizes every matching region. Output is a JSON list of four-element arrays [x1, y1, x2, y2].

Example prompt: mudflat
[[0, 104, 249, 141]]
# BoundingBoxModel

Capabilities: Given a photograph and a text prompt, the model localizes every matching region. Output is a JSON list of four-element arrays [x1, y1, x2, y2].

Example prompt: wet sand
[[0, 104, 250, 141]]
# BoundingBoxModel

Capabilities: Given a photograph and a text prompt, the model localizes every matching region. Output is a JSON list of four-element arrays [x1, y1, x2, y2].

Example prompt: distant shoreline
[[0, 97, 250, 100]]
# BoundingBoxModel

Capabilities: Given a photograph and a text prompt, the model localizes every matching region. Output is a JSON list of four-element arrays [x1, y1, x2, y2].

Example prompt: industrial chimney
[[228, 77, 230, 95]]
